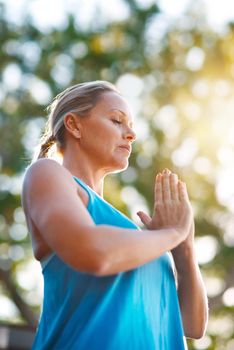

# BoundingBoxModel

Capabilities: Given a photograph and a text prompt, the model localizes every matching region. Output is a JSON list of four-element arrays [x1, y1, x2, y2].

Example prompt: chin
[[114, 162, 129, 173], [107, 159, 129, 174]]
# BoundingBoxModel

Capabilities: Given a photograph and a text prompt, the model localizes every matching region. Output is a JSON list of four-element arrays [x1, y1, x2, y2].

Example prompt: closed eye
[[112, 120, 122, 124]]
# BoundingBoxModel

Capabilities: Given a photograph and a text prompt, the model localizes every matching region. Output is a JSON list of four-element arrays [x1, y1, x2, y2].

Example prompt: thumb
[[137, 211, 152, 228]]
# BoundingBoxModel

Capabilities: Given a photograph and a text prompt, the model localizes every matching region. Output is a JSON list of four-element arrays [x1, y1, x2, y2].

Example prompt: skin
[[62, 91, 136, 196], [21, 91, 208, 339], [137, 171, 208, 339]]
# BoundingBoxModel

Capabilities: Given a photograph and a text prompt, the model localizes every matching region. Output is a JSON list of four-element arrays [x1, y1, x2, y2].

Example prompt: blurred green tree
[[0, 0, 234, 349]]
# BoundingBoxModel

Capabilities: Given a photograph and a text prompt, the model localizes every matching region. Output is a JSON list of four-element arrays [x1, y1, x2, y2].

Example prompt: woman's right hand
[[137, 169, 193, 242]]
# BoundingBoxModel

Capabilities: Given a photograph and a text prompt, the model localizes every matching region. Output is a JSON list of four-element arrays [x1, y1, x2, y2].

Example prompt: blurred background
[[0, 0, 234, 349]]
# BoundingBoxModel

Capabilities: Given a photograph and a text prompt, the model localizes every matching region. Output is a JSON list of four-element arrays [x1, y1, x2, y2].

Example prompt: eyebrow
[[110, 108, 134, 127]]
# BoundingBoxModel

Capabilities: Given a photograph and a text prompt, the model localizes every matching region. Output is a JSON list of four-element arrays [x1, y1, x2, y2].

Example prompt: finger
[[162, 170, 171, 202], [178, 181, 189, 202], [154, 173, 163, 204], [137, 211, 152, 228], [170, 173, 179, 201]]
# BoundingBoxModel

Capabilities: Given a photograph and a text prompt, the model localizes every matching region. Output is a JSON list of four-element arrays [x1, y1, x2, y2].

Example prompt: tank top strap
[[73, 176, 94, 210]]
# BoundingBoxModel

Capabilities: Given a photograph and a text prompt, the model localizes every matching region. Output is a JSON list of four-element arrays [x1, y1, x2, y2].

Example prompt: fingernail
[[165, 168, 170, 174]]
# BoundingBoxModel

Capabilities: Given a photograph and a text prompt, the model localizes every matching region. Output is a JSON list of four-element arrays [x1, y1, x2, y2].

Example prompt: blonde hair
[[32, 80, 119, 162]]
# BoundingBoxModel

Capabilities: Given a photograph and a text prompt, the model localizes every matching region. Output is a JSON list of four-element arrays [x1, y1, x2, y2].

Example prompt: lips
[[118, 145, 131, 153]]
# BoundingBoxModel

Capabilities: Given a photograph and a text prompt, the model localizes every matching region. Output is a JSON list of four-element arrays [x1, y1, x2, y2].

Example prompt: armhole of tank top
[[73, 176, 93, 211], [40, 252, 56, 270]]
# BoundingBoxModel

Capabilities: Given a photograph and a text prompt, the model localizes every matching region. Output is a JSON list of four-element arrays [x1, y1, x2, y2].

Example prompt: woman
[[21, 81, 208, 349]]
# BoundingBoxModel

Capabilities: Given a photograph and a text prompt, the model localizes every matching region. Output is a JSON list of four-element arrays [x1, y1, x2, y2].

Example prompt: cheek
[[83, 120, 121, 151], [96, 123, 121, 141]]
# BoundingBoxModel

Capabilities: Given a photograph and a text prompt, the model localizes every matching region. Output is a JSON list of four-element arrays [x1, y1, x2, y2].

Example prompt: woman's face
[[77, 91, 136, 173]]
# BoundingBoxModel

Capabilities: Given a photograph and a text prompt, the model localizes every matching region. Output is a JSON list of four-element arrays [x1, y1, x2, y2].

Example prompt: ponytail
[[31, 114, 57, 162], [37, 134, 56, 159]]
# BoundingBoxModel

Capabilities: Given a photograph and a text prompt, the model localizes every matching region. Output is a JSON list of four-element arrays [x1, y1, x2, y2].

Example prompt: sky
[[1, 0, 234, 33]]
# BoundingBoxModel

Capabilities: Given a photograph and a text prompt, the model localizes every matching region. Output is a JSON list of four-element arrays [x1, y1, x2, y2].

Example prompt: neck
[[62, 151, 106, 197]]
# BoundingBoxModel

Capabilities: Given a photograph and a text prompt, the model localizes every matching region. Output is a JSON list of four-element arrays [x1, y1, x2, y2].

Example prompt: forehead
[[95, 91, 133, 120]]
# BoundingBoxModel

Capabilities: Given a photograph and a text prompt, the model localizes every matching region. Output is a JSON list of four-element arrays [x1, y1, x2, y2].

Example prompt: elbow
[[69, 252, 110, 277], [89, 242, 117, 276], [92, 257, 111, 277], [196, 320, 208, 339], [184, 318, 208, 340], [84, 251, 112, 277], [185, 327, 206, 340], [183, 300, 209, 340]]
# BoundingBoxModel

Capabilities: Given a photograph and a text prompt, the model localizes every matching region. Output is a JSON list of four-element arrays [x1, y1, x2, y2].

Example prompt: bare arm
[[138, 170, 208, 339], [171, 223, 208, 339], [22, 159, 192, 276]]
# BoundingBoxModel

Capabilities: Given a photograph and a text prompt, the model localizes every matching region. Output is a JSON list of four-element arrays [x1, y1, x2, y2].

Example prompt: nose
[[124, 126, 136, 142]]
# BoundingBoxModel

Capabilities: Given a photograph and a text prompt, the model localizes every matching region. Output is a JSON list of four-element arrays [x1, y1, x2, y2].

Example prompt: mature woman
[[21, 81, 208, 349]]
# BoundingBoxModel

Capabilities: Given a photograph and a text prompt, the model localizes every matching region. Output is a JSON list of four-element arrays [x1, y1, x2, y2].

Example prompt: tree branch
[[0, 268, 38, 329]]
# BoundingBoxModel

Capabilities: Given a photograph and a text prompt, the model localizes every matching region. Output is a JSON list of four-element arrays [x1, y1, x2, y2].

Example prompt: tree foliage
[[0, 1, 234, 349]]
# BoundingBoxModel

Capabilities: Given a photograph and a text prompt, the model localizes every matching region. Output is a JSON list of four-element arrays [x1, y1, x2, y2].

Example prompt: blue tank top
[[32, 177, 187, 350]]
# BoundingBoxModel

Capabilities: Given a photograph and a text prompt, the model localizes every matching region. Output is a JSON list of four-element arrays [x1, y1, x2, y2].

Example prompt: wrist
[[172, 245, 198, 272], [170, 228, 189, 247], [172, 238, 194, 252]]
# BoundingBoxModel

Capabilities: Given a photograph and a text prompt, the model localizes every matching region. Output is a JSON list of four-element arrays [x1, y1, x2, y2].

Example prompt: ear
[[63, 113, 81, 139]]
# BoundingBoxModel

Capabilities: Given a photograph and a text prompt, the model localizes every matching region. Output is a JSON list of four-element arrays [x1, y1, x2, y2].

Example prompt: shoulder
[[22, 158, 77, 204], [24, 158, 67, 177], [23, 158, 74, 185]]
